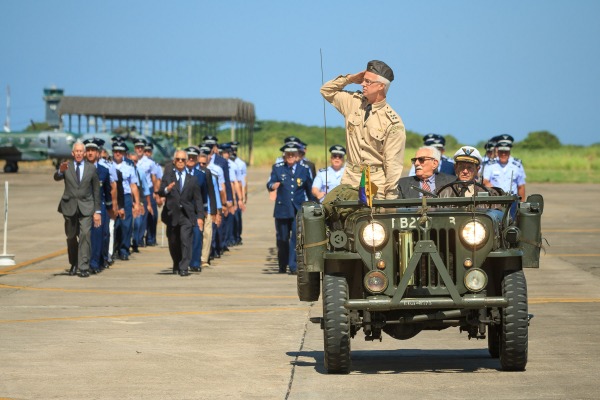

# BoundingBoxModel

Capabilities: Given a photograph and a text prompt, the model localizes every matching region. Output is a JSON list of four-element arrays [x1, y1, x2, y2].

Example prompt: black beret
[[367, 60, 394, 82]]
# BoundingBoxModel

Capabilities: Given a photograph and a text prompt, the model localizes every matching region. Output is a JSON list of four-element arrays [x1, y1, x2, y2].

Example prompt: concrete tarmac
[[0, 165, 599, 399]]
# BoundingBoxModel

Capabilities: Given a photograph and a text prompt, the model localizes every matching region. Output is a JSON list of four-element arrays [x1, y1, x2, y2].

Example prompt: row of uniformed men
[[78, 134, 247, 275]]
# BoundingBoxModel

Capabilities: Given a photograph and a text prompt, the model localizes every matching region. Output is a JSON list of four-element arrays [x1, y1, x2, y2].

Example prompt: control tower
[[43, 87, 64, 128]]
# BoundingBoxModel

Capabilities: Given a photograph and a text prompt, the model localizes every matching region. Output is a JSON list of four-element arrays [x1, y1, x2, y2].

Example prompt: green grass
[[250, 145, 600, 183]]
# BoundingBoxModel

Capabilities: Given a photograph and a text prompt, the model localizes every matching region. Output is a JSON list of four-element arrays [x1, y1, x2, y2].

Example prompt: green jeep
[[296, 181, 543, 374]]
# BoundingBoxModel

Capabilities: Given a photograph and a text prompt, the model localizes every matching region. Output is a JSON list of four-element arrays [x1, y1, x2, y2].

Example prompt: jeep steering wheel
[[437, 180, 493, 197]]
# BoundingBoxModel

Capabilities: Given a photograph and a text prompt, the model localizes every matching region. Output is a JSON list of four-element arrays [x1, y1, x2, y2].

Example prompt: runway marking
[[0, 248, 67, 274], [543, 229, 600, 233], [0, 283, 297, 299], [544, 254, 600, 257], [0, 306, 308, 324], [530, 298, 600, 304]]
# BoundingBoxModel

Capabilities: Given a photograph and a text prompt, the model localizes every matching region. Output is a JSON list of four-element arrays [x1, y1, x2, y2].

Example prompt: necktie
[[364, 104, 372, 121], [76, 162, 81, 184], [421, 179, 431, 193], [178, 171, 183, 190]]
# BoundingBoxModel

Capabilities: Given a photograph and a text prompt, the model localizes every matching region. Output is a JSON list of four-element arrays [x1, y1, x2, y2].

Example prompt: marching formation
[[55, 135, 246, 278]]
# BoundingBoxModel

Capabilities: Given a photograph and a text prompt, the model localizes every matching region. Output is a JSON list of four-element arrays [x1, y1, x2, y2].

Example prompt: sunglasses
[[174, 158, 186, 162], [199, 162, 207, 166], [411, 157, 435, 164], [331, 154, 344, 159]]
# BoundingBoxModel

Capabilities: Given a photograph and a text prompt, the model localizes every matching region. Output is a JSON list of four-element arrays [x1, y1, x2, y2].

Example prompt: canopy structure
[[57, 96, 256, 163]]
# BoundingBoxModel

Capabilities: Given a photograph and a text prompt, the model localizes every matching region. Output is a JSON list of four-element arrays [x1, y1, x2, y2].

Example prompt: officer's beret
[[279, 143, 301, 153], [112, 141, 129, 152], [184, 146, 199, 156], [454, 146, 483, 165], [133, 137, 147, 147], [496, 140, 513, 151], [366, 60, 394, 82], [423, 133, 445, 146], [329, 144, 346, 156], [144, 142, 154, 151]]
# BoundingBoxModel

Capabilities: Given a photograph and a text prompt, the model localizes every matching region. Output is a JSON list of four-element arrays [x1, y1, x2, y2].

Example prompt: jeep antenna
[[320, 49, 329, 196]]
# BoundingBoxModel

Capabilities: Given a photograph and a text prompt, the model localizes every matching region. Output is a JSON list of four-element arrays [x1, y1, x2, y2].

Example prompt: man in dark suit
[[398, 146, 456, 199], [54, 141, 101, 278], [158, 150, 205, 277], [266, 143, 315, 275]]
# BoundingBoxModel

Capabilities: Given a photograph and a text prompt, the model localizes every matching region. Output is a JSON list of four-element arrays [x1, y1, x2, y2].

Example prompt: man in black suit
[[398, 146, 456, 199], [54, 141, 101, 277], [158, 150, 205, 276]]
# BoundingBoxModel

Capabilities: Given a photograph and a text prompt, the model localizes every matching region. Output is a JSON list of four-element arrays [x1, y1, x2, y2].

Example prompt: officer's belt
[[346, 162, 383, 173]]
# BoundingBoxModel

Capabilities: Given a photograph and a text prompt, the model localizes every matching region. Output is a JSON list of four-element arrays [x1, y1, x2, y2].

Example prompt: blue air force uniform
[[84, 138, 113, 272], [267, 143, 315, 274]]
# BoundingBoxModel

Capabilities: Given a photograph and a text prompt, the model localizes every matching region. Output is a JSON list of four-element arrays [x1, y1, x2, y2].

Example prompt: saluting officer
[[266, 143, 314, 275], [321, 60, 406, 199], [312, 145, 346, 202]]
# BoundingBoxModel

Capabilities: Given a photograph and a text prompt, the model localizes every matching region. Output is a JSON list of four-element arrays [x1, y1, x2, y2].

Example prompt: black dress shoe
[[132, 248, 140, 253], [118, 254, 129, 261], [68, 265, 78, 276], [79, 270, 90, 278], [172, 268, 179, 274], [288, 270, 298, 275], [179, 270, 190, 277]]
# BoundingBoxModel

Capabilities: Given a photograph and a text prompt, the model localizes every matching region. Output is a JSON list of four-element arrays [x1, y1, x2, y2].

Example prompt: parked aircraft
[[0, 130, 175, 173], [0, 130, 77, 172]]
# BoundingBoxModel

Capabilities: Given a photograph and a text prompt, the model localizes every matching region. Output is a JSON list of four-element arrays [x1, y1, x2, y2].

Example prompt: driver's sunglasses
[[411, 157, 435, 164], [331, 154, 344, 159]]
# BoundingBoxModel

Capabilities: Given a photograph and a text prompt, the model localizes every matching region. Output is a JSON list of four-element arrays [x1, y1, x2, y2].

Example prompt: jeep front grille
[[399, 228, 457, 288]]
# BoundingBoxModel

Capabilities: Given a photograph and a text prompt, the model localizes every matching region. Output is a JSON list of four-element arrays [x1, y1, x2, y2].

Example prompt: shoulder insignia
[[384, 107, 401, 124], [319, 168, 326, 172], [274, 162, 285, 167]]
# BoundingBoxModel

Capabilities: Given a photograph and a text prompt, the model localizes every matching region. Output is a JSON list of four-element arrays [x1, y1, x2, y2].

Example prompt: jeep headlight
[[460, 220, 488, 248], [360, 221, 388, 250], [364, 271, 388, 293], [464, 268, 488, 292]]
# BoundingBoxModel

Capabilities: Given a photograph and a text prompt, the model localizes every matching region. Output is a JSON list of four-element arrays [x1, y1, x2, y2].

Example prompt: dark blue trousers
[[90, 204, 107, 270], [146, 196, 158, 245], [190, 224, 204, 268], [274, 217, 297, 273], [115, 194, 133, 257]]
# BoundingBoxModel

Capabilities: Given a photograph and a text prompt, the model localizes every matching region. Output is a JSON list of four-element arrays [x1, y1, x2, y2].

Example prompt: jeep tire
[[500, 270, 528, 371], [323, 274, 351, 374]]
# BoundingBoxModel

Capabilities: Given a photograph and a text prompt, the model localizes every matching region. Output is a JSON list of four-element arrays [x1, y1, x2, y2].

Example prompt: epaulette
[[352, 90, 364, 99], [274, 162, 285, 167], [484, 159, 497, 165], [299, 163, 310, 169], [384, 106, 401, 124], [513, 157, 523, 166], [511, 159, 522, 167], [319, 168, 326, 172]]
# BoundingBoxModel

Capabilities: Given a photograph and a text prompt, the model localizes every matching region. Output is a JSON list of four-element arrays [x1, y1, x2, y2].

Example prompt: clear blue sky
[[2, 0, 599, 145]]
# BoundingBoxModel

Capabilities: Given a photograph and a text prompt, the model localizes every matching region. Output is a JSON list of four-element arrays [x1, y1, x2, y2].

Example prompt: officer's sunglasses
[[174, 158, 187, 162], [331, 154, 344, 159], [411, 157, 435, 164]]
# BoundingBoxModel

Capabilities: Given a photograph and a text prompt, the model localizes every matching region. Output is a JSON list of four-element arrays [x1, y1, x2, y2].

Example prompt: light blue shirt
[[312, 166, 345, 202], [482, 159, 526, 195], [115, 161, 138, 195]]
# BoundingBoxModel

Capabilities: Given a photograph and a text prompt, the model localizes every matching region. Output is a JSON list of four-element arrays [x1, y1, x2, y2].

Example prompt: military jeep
[[296, 183, 543, 374]]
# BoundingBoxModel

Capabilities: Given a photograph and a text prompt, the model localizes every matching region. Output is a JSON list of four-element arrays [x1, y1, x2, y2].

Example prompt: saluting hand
[[348, 71, 366, 84], [167, 181, 176, 192]]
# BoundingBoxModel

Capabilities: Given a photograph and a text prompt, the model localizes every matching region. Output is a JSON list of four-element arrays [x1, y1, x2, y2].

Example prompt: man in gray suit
[[54, 141, 101, 277], [398, 146, 456, 198]]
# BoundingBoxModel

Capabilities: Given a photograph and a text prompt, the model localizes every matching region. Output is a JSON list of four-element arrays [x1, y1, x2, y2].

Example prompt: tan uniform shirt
[[321, 75, 406, 199]]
